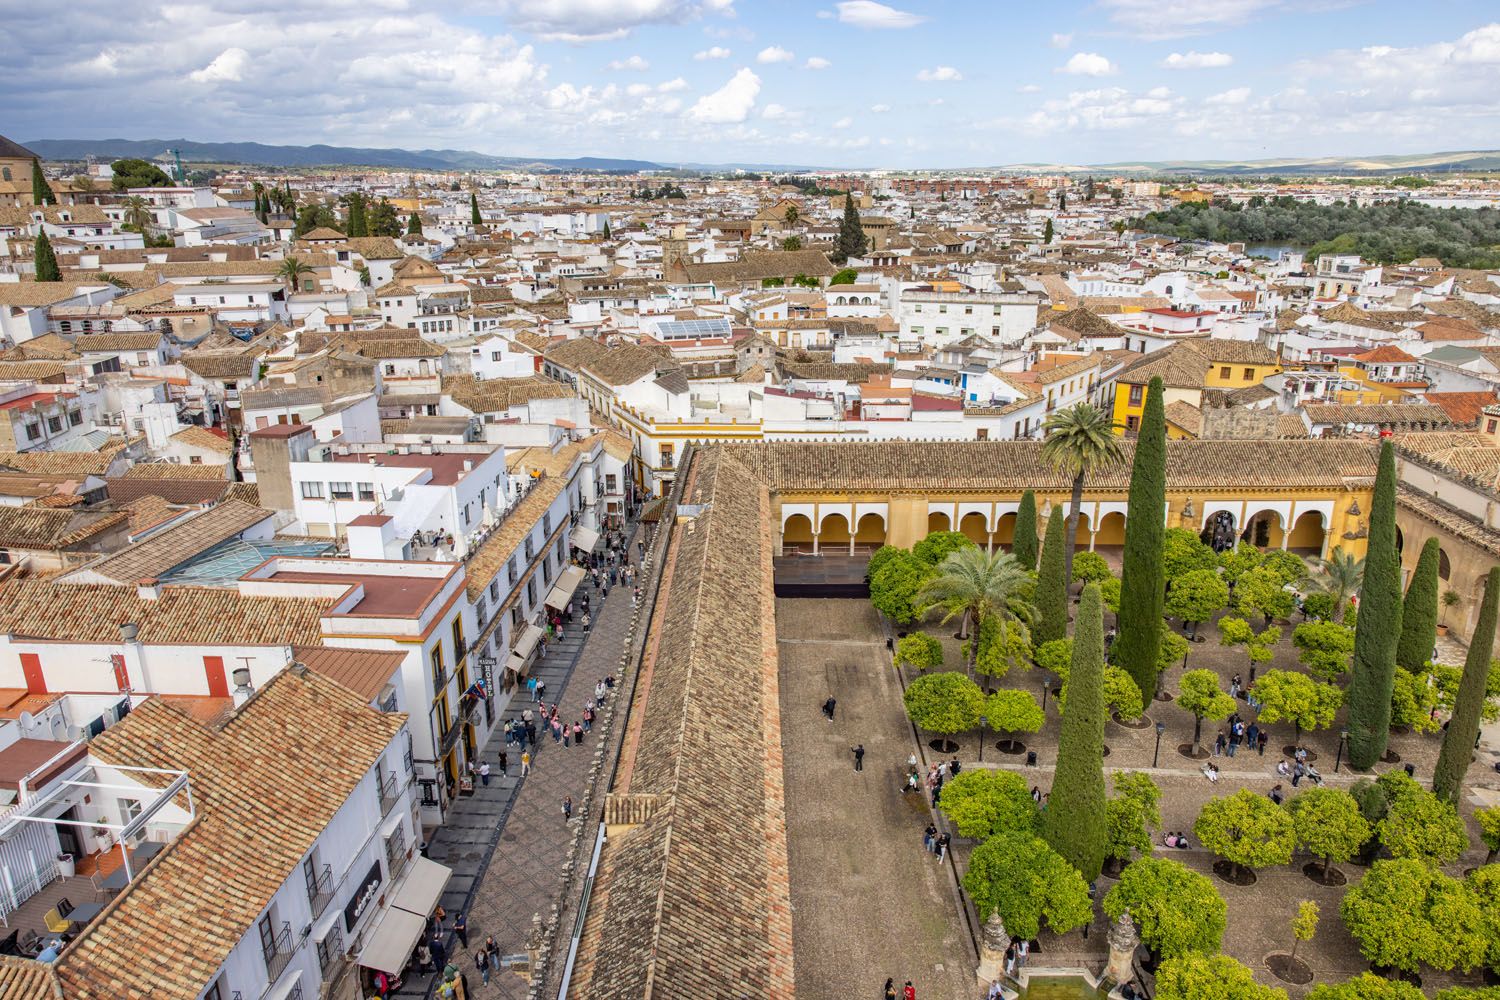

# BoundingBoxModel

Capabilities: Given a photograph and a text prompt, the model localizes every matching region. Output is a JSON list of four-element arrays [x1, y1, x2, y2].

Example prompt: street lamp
[[979, 715, 987, 764], [1153, 721, 1167, 768], [1334, 727, 1349, 773], [1040, 677, 1052, 713]]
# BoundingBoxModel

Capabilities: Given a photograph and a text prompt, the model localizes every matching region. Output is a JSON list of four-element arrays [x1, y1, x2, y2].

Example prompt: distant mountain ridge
[[998, 150, 1500, 176]]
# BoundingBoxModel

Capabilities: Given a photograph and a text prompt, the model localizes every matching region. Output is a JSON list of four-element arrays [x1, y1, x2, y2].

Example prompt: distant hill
[[1000, 150, 1500, 176], [24, 138, 667, 173]]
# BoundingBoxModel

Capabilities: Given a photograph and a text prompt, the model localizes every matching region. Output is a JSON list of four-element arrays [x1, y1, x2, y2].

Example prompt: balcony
[[307, 863, 334, 919], [386, 830, 410, 881], [261, 921, 294, 989], [377, 771, 401, 815]]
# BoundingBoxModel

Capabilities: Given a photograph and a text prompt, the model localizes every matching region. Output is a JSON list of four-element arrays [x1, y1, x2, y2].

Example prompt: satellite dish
[[16, 711, 33, 730]]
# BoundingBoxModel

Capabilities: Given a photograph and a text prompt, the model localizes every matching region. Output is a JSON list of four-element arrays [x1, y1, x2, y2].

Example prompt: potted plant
[[1438, 589, 1461, 636], [56, 852, 75, 878]]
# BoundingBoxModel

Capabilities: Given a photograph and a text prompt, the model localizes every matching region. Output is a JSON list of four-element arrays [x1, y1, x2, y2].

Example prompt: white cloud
[[1050, 33, 1073, 49], [835, 1, 926, 29], [1206, 86, 1251, 105], [189, 47, 249, 83], [694, 45, 731, 59], [1018, 84, 1042, 93], [1059, 52, 1117, 76], [606, 54, 650, 71], [1099, 0, 1281, 40], [658, 76, 688, 91], [498, 0, 737, 42], [756, 45, 794, 64], [688, 66, 760, 122], [1162, 50, 1234, 69], [832, 116, 853, 128], [916, 65, 962, 82], [804, 56, 832, 70], [870, 103, 891, 112], [761, 102, 789, 119]]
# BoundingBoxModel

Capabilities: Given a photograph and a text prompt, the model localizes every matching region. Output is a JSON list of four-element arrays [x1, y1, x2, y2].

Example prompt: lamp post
[[1334, 727, 1349, 773], [1153, 721, 1167, 769], [979, 715, 987, 764], [1040, 677, 1052, 713]]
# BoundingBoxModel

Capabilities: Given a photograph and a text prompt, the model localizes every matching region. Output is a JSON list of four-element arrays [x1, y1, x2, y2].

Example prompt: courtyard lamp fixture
[[1040, 676, 1052, 713], [979, 715, 987, 764], [1334, 727, 1349, 773], [1153, 721, 1166, 768]]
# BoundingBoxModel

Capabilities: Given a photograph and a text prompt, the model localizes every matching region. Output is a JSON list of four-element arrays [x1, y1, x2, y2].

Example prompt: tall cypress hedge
[[1347, 441, 1403, 770], [1035, 509, 1069, 649], [1395, 537, 1440, 672], [1013, 490, 1039, 571], [1043, 582, 1108, 881], [1433, 566, 1498, 803], [1115, 376, 1167, 702], [31, 159, 56, 206], [33, 233, 60, 283]]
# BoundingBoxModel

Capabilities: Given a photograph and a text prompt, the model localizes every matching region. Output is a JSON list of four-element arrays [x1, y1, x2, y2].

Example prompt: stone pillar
[[975, 909, 1012, 996], [811, 531, 820, 556], [1105, 909, 1140, 986]]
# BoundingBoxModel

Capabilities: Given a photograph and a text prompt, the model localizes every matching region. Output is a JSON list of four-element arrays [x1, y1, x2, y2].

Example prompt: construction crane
[[167, 148, 186, 183]]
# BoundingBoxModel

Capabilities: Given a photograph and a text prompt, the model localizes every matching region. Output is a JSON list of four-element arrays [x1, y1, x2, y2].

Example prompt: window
[[1488, 418, 1498, 434], [526, 578, 536, 606], [300, 481, 325, 499], [542, 513, 552, 535], [1243, 367, 1255, 380], [46, 415, 63, 434], [1128, 384, 1143, 406], [1126, 415, 1140, 432], [329, 481, 353, 500], [258, 915, 277, 967], [316, 925, 343, 977], [451, 616, 465, 659], [204, 981, 223, 1000], [357, 483, 376, 502], [118, 797, 143, 824], [1219, 366, 1232, 379], [659, 446, 674, 468], [384, 364, 395, 375], [430, 642, 446, 688], [489, 581, 499, 601], [24, 424, 41, 441], [605, 474, 617, 491]]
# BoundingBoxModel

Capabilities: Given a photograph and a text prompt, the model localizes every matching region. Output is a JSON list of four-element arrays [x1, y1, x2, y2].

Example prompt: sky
[[6, 0, 1500, 169]]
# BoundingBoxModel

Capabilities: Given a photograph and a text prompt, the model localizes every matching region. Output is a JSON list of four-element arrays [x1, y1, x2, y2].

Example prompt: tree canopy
[[961, 832, 1092, 940], [1220, 616, 1280, 673], [1165, 569, 1230, 631], [903, 671, 985, 736], [939, 769, 1040, 838], [1163, 527, 1219, 581], [1251, 669, 1342, 743], [1103, 856, 1227, 959], [1348, 440, 1403, 769], [913, 530, 976, 566], [986, 688, 1044, 738], [1193, 788, 1297, 875], [1341, 858, 1488, 974], [1293, 620, 1356, 683], [893, 632, 944, 672], [1308, 974, 1428, 1000], [870, 549, 931, 625], [109, 157, 171, 190], [1155, 953, 1288, 1000], [1435, 566, 1500, 804], [1288, 787, 1372, 873], [1178, 668, 1236, 745], [1236, 565, 1297, 626], [1043, 583, 1109, 881], [1104, 772, 1162, 865], [1377, 775, 1469, 866]]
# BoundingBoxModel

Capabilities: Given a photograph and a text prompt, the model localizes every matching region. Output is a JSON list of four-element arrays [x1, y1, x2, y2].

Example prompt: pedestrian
[[453, 911, 468, 948], [936, 832, 950, 862], [1214, 731, 1227, 756], [562, 720, 571, 748], [924, 823, 937, 853], [536, 679, 546, 702], [552, 717, 563, 744], [562, 795, 573, 823], [884, 977, 898, 1000], [1227, 731, 1239, 758], [417, 942, 433, 973], [479, 761, 491, 787], [1292, 761, 1305, 787], [1004, 943, 1017, 978], [822, 696, 836, 721], [1256, 730, 1268, 756], [475, 948, 490, 986], [1031, 785, 1041, 803], [497, 750, 508, 774], [903, 980, 916, 1000], [1269, 783, 1284, 806], [1230, 674, 1242, 698], [583, 707, 594, 732], [573, 721, 583, 745], [949, 756, 961, 778], [1017, 939, 1030, 968], [852, 744, 865, 771], [527, 675, 538, 702], [1247, 722, 1260, 750], [430, 931, 447, 973], [582, 612, 591, 630], [521, 751, 531, 776]]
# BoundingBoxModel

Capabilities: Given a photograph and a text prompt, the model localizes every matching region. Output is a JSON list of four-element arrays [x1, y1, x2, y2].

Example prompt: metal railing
[[386, 828, 409, 881], [261, 921, 293, 988], [377, 770, 401, 815], [307, 863, 334, 919]]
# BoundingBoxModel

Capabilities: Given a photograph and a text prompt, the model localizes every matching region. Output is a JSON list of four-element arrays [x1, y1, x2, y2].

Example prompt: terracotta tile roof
[[292, 644, 405, 701], [0, 360, 68, 381], [782, 361, 892, 383], [0, 505, 127, 551], [122, 462, 231, 481], [1421, 391, 1499, 427], [570, 448, 794, 998], [179, 349, 261, 380], [1163, 400, 1203, 436], [580, 344, 673, 387], [104, 477, 233, 506], [0, 450, 115, 477], [0, 333, 77, 361], [1048, 307, 1122, 337], [0, 580, 331, 645], [73, 332, 164, 353], [463, 474, 566, 602], [542, 336, 611, 370], [1119, 343, 1210, 389], [1391, 431, 1500, 487], [1303, 403, 1453, 430], [678, 249, 836, 284], [1351, 345, 1420, 364], [1186, 338, 1280, 366], [0, 954, 59, 999], [55, 668, 404, 999], [441, 375, 571, 415], [167, 426, 233, 455], [69, 500, 272, 585], [1397, 484, 1500, 557], [728, 438, 1379, 493]]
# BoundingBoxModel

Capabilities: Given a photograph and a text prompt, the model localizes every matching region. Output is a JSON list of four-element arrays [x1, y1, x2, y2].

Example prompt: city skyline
[[6, 1, 1500, 169]]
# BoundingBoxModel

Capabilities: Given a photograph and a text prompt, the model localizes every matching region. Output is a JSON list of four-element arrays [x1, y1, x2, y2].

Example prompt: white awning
[[511, 623, 545, 661], [390, 855, 452, 918], [544, 565, 587, 611], [356, 907, 427, 975], [570, 524, 600, 553]]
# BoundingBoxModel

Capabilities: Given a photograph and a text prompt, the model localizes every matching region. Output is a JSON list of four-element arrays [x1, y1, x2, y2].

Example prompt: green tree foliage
[[32, 233, 60, 283], [903, 672, 985, 737], [1103, 857, 1227, 959], [1435, 988, 1500, 1000], [869, 549, 930, 625], [1397, 538, 1442, 670], [866, 544, 903, 580], [1219, 542, 1264, 588], [1178, 669, 1236, 748], [1308, 974, 1427, 1000], [30, 159, 56, 205], [1292, 900, 1320, 961], [918, 547, 1033, 676], [893, 633, 943, 672], [1133, 197, 1500, 270], [1104, 772, 1162, 866], [1236, 566, 1297, 627], [469, 192, 481, 225], [986, 688, 1044, 742], [1042, 584, 1108, 881], [342, 191, 368, 237], [275, 256, 315, 292], [368, 198, 402, 237], [1428, 658, 1500, 722], [1193, 788, 1296, 878], [1348, 441, 1403, 770], [1163, 527, 1218, 581], [1288, 787, 1372, 875], [1389, 667, 1441, 733], [1046, 639, 1145, 720], [913, 530, 975, 566], [1043, 217, 1054, 243], [1377, 776, 1469, 865], [1155, 953, 1288, 1000], [1013, 490, 1039, 570], [294, 204, 337, 239], [1302, 546, 1365, 624], [780, 236, 803, 251], [1251, 669, 1342, 745], [1071, 550, 1111, 584], [830, 267, 858, 284], [1165, 569, 1229, 635], [1220, 616, 1279, 674], [1157, 624, 1189, 678], [1034, 511, 1069, 649], [1116, 377, 1167, 702], [966, 614, 1033, 682], [109, 158, 171, 190], [1435, 565, 1500, 804], [833, 194, 868, 264], [1262, 550, 1308, 587], [1477, 805, 1500, 864], [1302, 592, 1337, 621], [1293, 620, 1356, 682], [1466, 865, 1500, 974], [961, 832, 1091, 939], [1042, 402, 1124, 584], [406, 212, 423, 236], [1099, 575, 1122, 614], [939, 769, 1039, 838], [1341, 858, 1488, 974]]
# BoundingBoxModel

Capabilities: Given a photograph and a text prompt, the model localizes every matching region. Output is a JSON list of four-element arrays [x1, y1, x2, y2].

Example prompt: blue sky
[[6, 1, 1500, 168]]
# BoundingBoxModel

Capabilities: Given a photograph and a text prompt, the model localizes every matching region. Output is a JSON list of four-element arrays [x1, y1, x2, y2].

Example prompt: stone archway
[[993, 511, 1017, 551], [821, 512, 852, 553], [1242, 509, 1285, 550], [959, 511, 989, 548], [1203, 510, 1238, 553], [1438, 547, 1453, 582], [854, 512, 886, 551], [783, 513, 813, 553], [928, 511, 951, 534], [1288, 510, 1326, 556], [1095, 511, 1127, 549]]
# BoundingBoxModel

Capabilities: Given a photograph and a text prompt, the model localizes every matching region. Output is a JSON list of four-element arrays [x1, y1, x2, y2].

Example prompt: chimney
[[231, 665, 254, 706], [136, 578, 162, 601], [463, 460, 474, 472]]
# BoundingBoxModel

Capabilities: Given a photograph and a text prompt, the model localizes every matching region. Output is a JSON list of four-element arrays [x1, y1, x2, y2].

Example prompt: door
[[203, 656, 229, 699], [20, 653, 46, 695], [56, 807, 82, 860]]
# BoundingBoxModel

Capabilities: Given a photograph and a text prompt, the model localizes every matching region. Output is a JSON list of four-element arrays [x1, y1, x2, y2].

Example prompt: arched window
[[1, 167, 11, 181]]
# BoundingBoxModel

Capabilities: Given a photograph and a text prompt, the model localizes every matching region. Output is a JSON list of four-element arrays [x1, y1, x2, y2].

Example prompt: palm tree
[[276, 256, 314, 293], [918, 547, 1033, 680], [1040, 402, 1124, 584], [122, 195, 151, 232], [1302, 546, 1365, 622]]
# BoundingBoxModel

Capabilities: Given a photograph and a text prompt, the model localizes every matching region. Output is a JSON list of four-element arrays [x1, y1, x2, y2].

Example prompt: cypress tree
[[1347, 441, 1403, 770], [407, 212, 422, 236], [1043, 582, 1108, 881], [1013, 489, 1039, 571], [1433, 566, 1498, 803], [470, 192, 481, 226], [1043, 218, 1054, 244], [255, 192, 268, 224], [31, 159, 56, 206], [33, 232, 60, 282], [1115, 376, 1167, 703], [602, 219, 612, 240], [834, 193, 868, 264], [1396, 538, 1441, 672], [1035, 509, 1069, 649]]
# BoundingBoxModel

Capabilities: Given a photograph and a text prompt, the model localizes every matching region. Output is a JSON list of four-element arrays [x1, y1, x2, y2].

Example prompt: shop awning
[[511, 623, 544, 661], [570, 524, 599, 553], [506, 651, 529, 677], [391, 856, 452, 919], [356, 907, 427, 976], [544, 565, 587, 612]]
